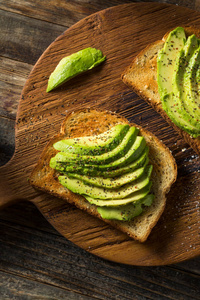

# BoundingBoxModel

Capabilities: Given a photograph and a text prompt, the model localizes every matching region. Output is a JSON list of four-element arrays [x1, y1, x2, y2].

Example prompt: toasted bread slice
[[122, 26, 200, 156], [29, 108, 177, 242]]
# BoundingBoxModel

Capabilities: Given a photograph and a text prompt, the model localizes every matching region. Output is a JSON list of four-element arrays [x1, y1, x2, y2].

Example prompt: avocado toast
[[122, 26, 200, 156], [29, 109, 177, 242]]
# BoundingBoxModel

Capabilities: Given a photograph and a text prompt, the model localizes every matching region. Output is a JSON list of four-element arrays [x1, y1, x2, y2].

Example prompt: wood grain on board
[[0, 2, 199, 267]]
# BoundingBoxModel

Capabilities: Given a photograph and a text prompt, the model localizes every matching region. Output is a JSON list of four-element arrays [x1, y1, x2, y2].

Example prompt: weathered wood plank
[[0, 57, 32, 165], [0, 81, 20, 118], [0, 0, 197, 28], [0, 56, 32, 86], [0, 271, 93, 300], [0, 0, 130, 27], [0, 57, 32, 118], [0, 10, 66, 64], [175, 257, 200, 276]]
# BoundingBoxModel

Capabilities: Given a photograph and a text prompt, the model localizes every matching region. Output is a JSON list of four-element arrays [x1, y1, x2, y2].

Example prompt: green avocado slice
[[162, 92, 200, 136], [97, 203, 143, 221], [51, 126, 139, 166], [157, 26, 186, 97], [182, 46, 200, 128], [96, 194, 154, 221], [58, 165, 152, 200], [46, 47, 106, 92], [97, 202, 143, 221], [67, 162, 147, 189], [53, 124, 130, 155], [183, 34, 199, 58], [84, 149, 149, 177], [196, 66, 200, 114], [84, 182, 152, 206]]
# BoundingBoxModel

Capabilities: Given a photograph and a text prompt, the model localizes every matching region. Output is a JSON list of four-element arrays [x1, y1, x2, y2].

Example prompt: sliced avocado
[[57, 136, 146, 172], [94, 136, 146, 171], [67, 163, 147, 189], [182, 46, 200, 129], [96, 194, 154, 221], [162, 91, 200, 136], [183, 34, 198, 59], [58, 165, 152, 200], [84, 182, 152, 206], [46, 47, 106, 92], [53, 124, 129, 155], [59, 147, 149, 177], [196, 66, 200, 113], [96, 148, 149, 178], [97, 202, 143, 221], [50, 126, 139, 166], [157, 26, 186, 96], [157, 27, 200, 136], [172, 36, 200, 134], [196, 63, 200, 83], [50, 120, 154, 222]]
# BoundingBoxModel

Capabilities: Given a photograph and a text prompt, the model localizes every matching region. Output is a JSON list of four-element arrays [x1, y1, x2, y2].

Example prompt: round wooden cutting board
[[0, 3, 199, 266]]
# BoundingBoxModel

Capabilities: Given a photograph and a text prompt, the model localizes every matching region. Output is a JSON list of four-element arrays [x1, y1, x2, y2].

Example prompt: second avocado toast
[[122, 26, 200, 156]]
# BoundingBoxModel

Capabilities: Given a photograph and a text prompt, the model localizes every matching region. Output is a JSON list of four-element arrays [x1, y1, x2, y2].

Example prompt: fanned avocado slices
[[51, 135, 146, 172], [157, 27, 186, 96], [51, 126, 139, 166], [172, 35, 200, 131], [50, 123, 154, 222], [158, 27, 195, 134], [85, 183, 152, 206], [67, 163, 148, 189], [157, 27, 200, 137], [53, 124, 129, 155], [58, 165, 153, 200], [182, 46, 200, 127], [58, 148, 149, 177]]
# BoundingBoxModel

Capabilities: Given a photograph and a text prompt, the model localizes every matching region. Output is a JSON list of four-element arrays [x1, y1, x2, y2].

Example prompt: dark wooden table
[[0, 0, 199, 299]]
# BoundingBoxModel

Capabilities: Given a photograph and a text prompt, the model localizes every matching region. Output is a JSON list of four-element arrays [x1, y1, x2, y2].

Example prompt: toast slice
[[29, 108, 177, 242], [122, 26, 200, 156]]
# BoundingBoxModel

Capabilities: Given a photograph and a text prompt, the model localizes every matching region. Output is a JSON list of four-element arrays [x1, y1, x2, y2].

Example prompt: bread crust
[[29, 108, 177, 242], [122, 26, 200, 156]]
